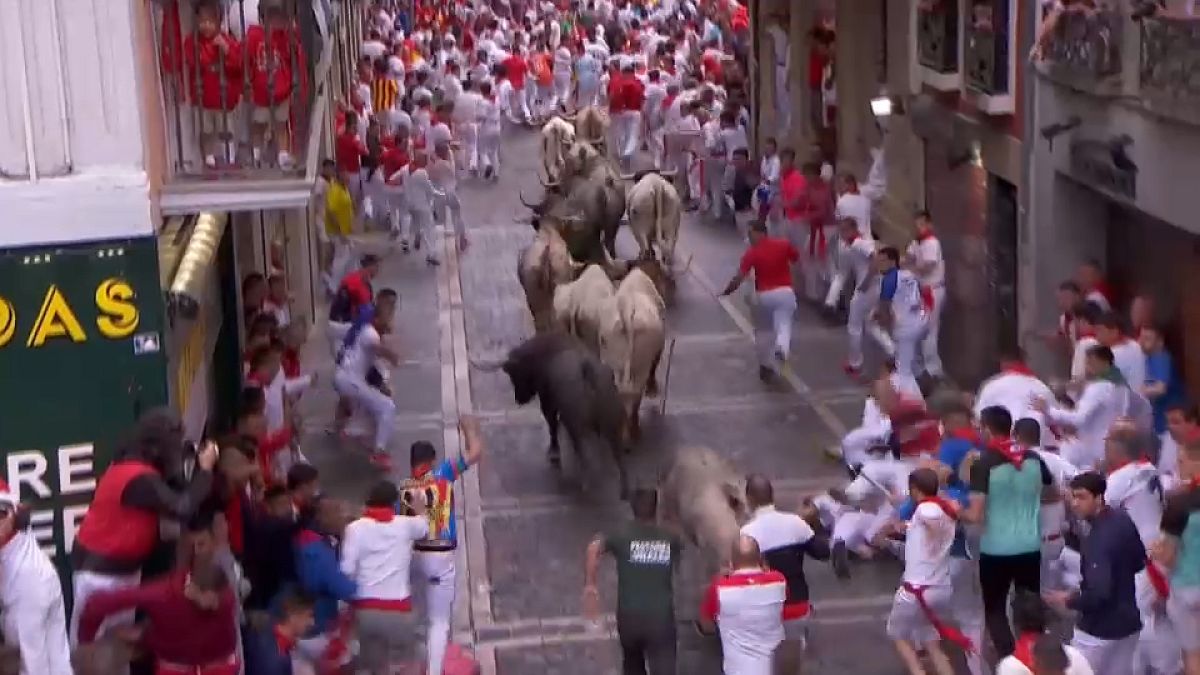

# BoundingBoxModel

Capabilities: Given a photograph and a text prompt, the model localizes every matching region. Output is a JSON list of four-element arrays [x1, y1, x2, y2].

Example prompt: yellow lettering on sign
[[95, 278, 140, 338], [0, 295, 14, 348], [26, 286, 85, 348]]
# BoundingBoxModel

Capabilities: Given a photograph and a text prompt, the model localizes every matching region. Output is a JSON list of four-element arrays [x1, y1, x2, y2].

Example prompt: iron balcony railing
[[151, 0, 356, 181], [917, 0, 960, 74], [1039, 7, 1124, 93], [1140, 13, 1200, 126]]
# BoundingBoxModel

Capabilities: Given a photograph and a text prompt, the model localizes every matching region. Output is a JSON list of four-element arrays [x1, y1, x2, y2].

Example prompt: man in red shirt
[[79, 553, 239, 675], [721, 220, 800, 380], [335, 111, 369, 206], [614, 61, 646, 172], [502, 50, 531, 122]]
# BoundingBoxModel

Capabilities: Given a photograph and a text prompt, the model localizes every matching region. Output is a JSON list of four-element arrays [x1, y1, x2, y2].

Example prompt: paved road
[[298, 126, 918, 674]]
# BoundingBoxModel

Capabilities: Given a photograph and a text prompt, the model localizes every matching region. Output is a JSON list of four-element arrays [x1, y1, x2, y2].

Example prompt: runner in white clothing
[[887, 468, 965, 675], [874, 247, 929, 380], [905, 211, 947, 378], [332, 299, 400, 468], [827, 217, 878, 378]]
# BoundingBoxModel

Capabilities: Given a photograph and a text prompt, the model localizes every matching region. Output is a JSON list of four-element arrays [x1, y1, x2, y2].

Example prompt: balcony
[[917, 0, 962, 91], [1139, 14, 1200, 126], [1037, 7, 1125, 95], [151, 0, 357, 214], [963, 0, 1015, 114]]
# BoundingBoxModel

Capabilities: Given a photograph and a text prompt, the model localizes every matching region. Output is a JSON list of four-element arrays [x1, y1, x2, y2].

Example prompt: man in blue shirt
[[401, 416, 485, 675], [1139, 324, 1183, 437]]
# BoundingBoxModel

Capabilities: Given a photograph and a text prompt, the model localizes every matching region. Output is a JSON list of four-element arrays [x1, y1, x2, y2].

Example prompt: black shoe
[[547, 446, 561, 467], [831, 540, 852, 580], [414, 237, 422, 251], [758, 366, 773, 382]]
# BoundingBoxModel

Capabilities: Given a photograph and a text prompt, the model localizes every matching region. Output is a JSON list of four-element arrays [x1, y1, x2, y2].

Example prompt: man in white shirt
[[453, 79, 481, 174], [905, 211, 947, 379], [575, 47, 603, 109], [553, 43, 574, 111], [477, 80, 504, 180], [1033, 345, 1129, 471], [874, 247, 929, 380], [697, 536, 786, 675], [1156, 402, 1198, 490], [340, 480, 428, 672], [887, 468, 964, 675], [1095, 312, 1146, 392], [826, 217, 878, 378], [1070, 304, 1103, 383], [332, 298, 401, 467], [974, 347, 1057, 447], [834, 146, 887, 240], [430, 142, 467, 252], [643, 70, 669, 168]]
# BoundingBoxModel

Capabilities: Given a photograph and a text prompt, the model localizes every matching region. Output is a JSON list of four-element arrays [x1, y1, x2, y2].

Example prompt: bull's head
[[631, 251, 676, 303]]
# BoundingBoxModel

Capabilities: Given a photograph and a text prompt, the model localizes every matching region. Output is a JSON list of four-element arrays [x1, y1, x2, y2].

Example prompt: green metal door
[[0, 237, 168, 570]]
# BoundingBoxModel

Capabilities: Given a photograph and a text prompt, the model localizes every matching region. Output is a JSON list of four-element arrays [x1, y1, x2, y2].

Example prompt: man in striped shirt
[[371, 57, 400, 121], [698, 536, 786, 674]]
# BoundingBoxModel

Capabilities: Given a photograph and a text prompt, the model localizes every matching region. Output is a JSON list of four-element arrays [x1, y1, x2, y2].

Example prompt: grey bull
[[476, 333, 631, 499], [659, 446, 749, 576], [521, 150, 627, 264]]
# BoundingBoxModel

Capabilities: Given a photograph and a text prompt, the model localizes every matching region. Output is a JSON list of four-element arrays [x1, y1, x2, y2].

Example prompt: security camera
[[1040, 116, 1082, 150]]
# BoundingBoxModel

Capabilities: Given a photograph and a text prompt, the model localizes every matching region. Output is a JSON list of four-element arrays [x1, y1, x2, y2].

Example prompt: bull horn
[[658, 169, 679, 179], [519, 190, 540, 210], [538, 174, 559, 189], [469, 356, 507, 372], [618, 172, 637, 181], [679, 253, 694, 274], [561, 112, 578, 122]]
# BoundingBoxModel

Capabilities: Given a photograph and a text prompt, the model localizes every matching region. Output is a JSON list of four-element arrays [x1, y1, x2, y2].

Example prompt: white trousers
[[706, 156, 726, 216], [647, 125, 665, 168], [508, 86, 530, 123], [333, 370, 395, 452], [325, 235, 354, 296], [614, 110, 642, 171], [948, 557, 987, 675], [70, 570, 141, 646], [433, 190, 466, 238], [921, 286, 946, 377], [478, 131, 501, 174], [882, 321, 928, 379], [456, 122, 478, 171], [406, 207, 436, 256], [6, 586, 72, 675], [417, 551, 456, 675], [553, 72, 572, 109], [576, 79, 599, 109], [753, 287, 797, 368], [845, 291, 875, 370], [1072, 629, 1138, 675], [799, 226, 834, 302], [383, 184, 407, 237], [830, 505, 894, 551], [840, 422, 890, 468]]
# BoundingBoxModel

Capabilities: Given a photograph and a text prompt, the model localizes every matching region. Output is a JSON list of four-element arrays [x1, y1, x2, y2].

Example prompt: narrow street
[[299, 126, 912, 674]]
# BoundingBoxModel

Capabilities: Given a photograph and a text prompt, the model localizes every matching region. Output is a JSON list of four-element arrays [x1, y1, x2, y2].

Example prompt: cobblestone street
[[298, 126, 913, 674]]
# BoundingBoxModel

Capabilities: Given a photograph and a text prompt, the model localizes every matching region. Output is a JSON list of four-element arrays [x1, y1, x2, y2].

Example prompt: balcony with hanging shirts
[[1036, 5, 1126, 96], [152, 0, 358, 214], [1139, 11, 1200, 127]]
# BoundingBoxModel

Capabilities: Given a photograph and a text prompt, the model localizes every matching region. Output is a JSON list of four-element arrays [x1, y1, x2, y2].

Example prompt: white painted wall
[[0, 0, 153, 247]]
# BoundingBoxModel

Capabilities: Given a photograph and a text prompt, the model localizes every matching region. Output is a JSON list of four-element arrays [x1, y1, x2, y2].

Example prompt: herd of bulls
[[477, 109, 754, 573]]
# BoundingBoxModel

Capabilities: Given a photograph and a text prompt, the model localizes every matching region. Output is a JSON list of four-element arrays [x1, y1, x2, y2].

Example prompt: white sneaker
[[278, 151, 294, 169], [204, 154, 217, 168]]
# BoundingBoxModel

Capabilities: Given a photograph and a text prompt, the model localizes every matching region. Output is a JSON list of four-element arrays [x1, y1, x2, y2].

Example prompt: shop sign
[[0, 238, 169, 568], [1069, 138, 1137, 200]]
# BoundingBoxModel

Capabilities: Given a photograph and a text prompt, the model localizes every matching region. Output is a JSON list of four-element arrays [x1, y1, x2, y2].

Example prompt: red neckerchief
[[1000, 360, 1036, 377], [362, 506, 394, 523], [915, 226, 935, 242], [1147, 558, 1171, 600], [1076, 327, 1096, 340], [989, 436, 1028, 467], [662, 92, 677, 110], [845, 233, 861, 245], [1106, 456, 1153, 476], [1012, 631, 1040, 668], [274, 626, 297, 654], [412, 461, 434, 479], [947, 426, 981, 445], [918, 496, 959, 520]]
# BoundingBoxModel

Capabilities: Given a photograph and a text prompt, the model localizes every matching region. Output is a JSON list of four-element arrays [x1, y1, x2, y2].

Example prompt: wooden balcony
[[1037, 8, 1125, 95], [1139, 14, 1200, 126]]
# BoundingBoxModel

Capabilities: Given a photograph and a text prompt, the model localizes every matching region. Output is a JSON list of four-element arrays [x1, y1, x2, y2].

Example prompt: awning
[[167, 212, 228, 319]]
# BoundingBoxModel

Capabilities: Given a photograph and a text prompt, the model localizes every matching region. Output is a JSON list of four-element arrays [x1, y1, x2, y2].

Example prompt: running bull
[[521, 151, 626, 263], [599, 268, 667, 440], [624, 170, 683, 267], [569, 105, 609, 149], [659, 446, 749, 575], [553, 263, 616, 350], [474, 333, 631, 499], [540, 116, 577, 183], [518, 223, 580, 333]]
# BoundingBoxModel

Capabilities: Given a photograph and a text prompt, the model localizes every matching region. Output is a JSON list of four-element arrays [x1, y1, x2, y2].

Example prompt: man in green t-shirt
[[583, 489, 681, 675]]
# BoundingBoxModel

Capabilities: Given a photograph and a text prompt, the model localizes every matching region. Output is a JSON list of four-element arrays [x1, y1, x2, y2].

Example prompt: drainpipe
[[14, 0, 38, 182], [47, 0, 73, 174], [1018, 0, 1037, 356]]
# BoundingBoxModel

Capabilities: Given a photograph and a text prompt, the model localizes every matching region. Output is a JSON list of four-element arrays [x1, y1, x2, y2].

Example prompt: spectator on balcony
[[246, 0, 309, 169], [184, 1, 243, 170]]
